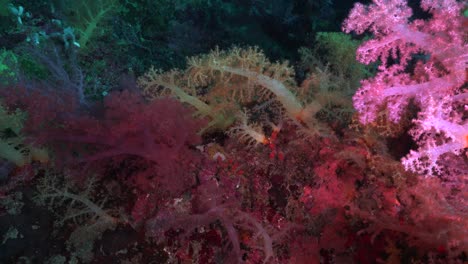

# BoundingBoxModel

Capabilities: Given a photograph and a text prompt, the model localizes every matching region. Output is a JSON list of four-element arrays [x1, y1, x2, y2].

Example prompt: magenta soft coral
[[343, 0, 467, 178], [145, 159, 276, 264]]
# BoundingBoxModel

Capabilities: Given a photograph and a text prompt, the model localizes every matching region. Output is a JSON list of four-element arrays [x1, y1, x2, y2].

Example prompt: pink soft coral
[[343, 0, 467, 177]]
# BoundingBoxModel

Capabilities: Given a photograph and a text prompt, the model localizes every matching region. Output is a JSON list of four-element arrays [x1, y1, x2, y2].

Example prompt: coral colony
[[0, 0, 466, 263]]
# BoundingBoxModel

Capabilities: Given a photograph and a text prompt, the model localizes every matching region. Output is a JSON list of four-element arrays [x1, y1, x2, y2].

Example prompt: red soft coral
[[44, 91, 205, 197]]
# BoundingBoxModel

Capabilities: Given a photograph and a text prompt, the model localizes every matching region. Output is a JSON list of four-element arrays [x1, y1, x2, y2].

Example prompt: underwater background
[[0, 0, 467, 263]]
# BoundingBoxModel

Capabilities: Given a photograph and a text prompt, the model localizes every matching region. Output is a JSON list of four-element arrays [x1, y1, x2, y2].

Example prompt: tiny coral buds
[[300, 186, 314, 205]]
